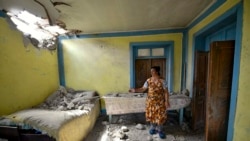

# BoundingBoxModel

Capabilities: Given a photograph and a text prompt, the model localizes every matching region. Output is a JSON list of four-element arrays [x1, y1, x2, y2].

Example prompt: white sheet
[[5, 109, 89, 139], [103, 93, 191, 115]]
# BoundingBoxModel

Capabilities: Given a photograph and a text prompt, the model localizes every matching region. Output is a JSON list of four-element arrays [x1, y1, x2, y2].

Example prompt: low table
[[102, 93, 191, 123]]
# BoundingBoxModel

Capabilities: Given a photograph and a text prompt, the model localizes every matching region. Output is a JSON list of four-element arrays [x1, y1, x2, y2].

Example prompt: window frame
[[130, 41, 174, 91]]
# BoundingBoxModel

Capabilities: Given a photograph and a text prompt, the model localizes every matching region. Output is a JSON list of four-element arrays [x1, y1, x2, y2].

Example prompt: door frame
[[130, 41, 174, 92], [191, 3, 243, 141]]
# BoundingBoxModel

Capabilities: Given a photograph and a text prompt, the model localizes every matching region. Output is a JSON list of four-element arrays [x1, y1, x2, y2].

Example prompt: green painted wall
[[0, 18, 59, 116], [61, 33, 183, 108], [233, 0, 250, 140]]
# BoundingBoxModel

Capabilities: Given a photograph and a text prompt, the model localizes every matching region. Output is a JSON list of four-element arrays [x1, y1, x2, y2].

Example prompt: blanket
[[5, 109, 89, 139], [1, 86, 100, 140]]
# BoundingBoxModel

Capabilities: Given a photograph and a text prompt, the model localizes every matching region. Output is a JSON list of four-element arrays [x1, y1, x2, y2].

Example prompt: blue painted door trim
[[227, 3, 243, 141], [181, 30, 188, 90], [190, 3, 240, 95], [57, 38, 66, 86], [129, 41, 174, 92], [190, 3, 242, 141], [0, 11, 6, 17]]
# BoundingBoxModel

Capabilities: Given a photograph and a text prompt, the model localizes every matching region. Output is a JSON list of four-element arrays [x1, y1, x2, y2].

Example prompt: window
[[138, 49, 150, 57], [137, 48, 165, 57], [152, 48, 164, 56], [130, 41, 174, 91]]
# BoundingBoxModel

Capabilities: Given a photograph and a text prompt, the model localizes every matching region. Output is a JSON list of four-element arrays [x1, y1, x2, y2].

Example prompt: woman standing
[[129, 66, 170, 139]]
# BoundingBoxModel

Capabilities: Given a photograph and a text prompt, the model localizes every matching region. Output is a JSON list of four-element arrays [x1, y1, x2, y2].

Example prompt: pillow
[[74, 91, 96, 99]]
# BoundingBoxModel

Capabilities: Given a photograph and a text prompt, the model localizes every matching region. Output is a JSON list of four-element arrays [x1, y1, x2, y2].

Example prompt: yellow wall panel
[[0, 18, 59, 115], [62, 33, 183, 108], [233, 0, 250, 140], [186, 0, 249, 140], [186, 0, 241, 91]]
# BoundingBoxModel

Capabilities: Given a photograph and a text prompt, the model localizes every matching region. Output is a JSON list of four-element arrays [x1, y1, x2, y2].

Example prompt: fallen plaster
[[85, 113, 204, 141]]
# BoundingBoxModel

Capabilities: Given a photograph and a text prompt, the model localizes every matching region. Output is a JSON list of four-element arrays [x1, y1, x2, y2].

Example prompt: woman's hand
[[165, 101, 170, 108], [129, 88, 135, 93]]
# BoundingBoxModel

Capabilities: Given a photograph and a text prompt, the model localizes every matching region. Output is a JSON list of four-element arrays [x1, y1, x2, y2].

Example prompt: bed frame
[[0, 125, 55, 141]]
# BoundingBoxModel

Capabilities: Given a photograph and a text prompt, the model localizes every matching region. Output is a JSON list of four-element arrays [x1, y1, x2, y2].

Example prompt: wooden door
[[206, 40, 235, 141], [135, 59, 151, 88], [192, 51, 208, 130], [151, 59, 166, 79], [135, 59, 166, 88]]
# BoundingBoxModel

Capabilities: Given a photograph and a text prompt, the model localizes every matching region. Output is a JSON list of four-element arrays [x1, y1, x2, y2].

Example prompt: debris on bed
[[0, 86, 100, 141], [35, 86, 99, 111]]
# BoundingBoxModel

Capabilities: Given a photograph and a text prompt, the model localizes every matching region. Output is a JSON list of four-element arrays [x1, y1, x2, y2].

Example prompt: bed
[[0, 86, 100, 141]]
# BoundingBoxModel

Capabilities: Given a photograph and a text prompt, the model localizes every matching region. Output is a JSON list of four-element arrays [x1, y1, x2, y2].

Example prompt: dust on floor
[[84, 112, 204, 141]]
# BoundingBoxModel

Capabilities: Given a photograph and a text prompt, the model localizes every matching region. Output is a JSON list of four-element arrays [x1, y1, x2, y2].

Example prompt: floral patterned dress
[[145, 78, 167, 125]]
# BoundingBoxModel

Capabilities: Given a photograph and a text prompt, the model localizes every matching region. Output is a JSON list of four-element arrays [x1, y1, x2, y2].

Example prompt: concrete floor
[[84, 112, 204, 141]]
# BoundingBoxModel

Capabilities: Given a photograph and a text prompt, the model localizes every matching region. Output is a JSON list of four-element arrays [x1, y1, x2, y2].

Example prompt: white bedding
[[103, 91, 191, 115], [5, 109, 89, 138], [0, 86, 100, 141]]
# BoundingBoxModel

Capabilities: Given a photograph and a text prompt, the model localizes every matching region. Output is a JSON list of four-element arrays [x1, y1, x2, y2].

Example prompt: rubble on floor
[[85, 113, 204, 141]]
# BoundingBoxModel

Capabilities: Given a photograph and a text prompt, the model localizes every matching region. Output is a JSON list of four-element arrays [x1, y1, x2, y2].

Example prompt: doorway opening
[[191, 3, 242, 141], [130, 41, 174, 92]]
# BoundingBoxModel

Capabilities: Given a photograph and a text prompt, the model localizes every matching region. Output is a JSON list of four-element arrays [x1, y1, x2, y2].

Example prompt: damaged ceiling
[[0, 0, 215, 48]]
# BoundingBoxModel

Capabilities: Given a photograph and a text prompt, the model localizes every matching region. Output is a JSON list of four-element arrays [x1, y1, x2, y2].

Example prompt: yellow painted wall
[[186, 0, 241, 91], [233, 0, 250, 140], [0, 18, 59, 116], [186, 0, 250, 140], [62, 33, 183, 108]]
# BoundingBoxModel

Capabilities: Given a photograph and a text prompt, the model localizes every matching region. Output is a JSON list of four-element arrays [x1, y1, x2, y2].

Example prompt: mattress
[[0, 86, 101, 141], [2, 100, 100, 141], [58, 99, 100, 141]]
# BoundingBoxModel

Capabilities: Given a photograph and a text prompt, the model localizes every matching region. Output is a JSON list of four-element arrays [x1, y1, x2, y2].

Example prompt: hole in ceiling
[[6, 10, 69, 50]]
